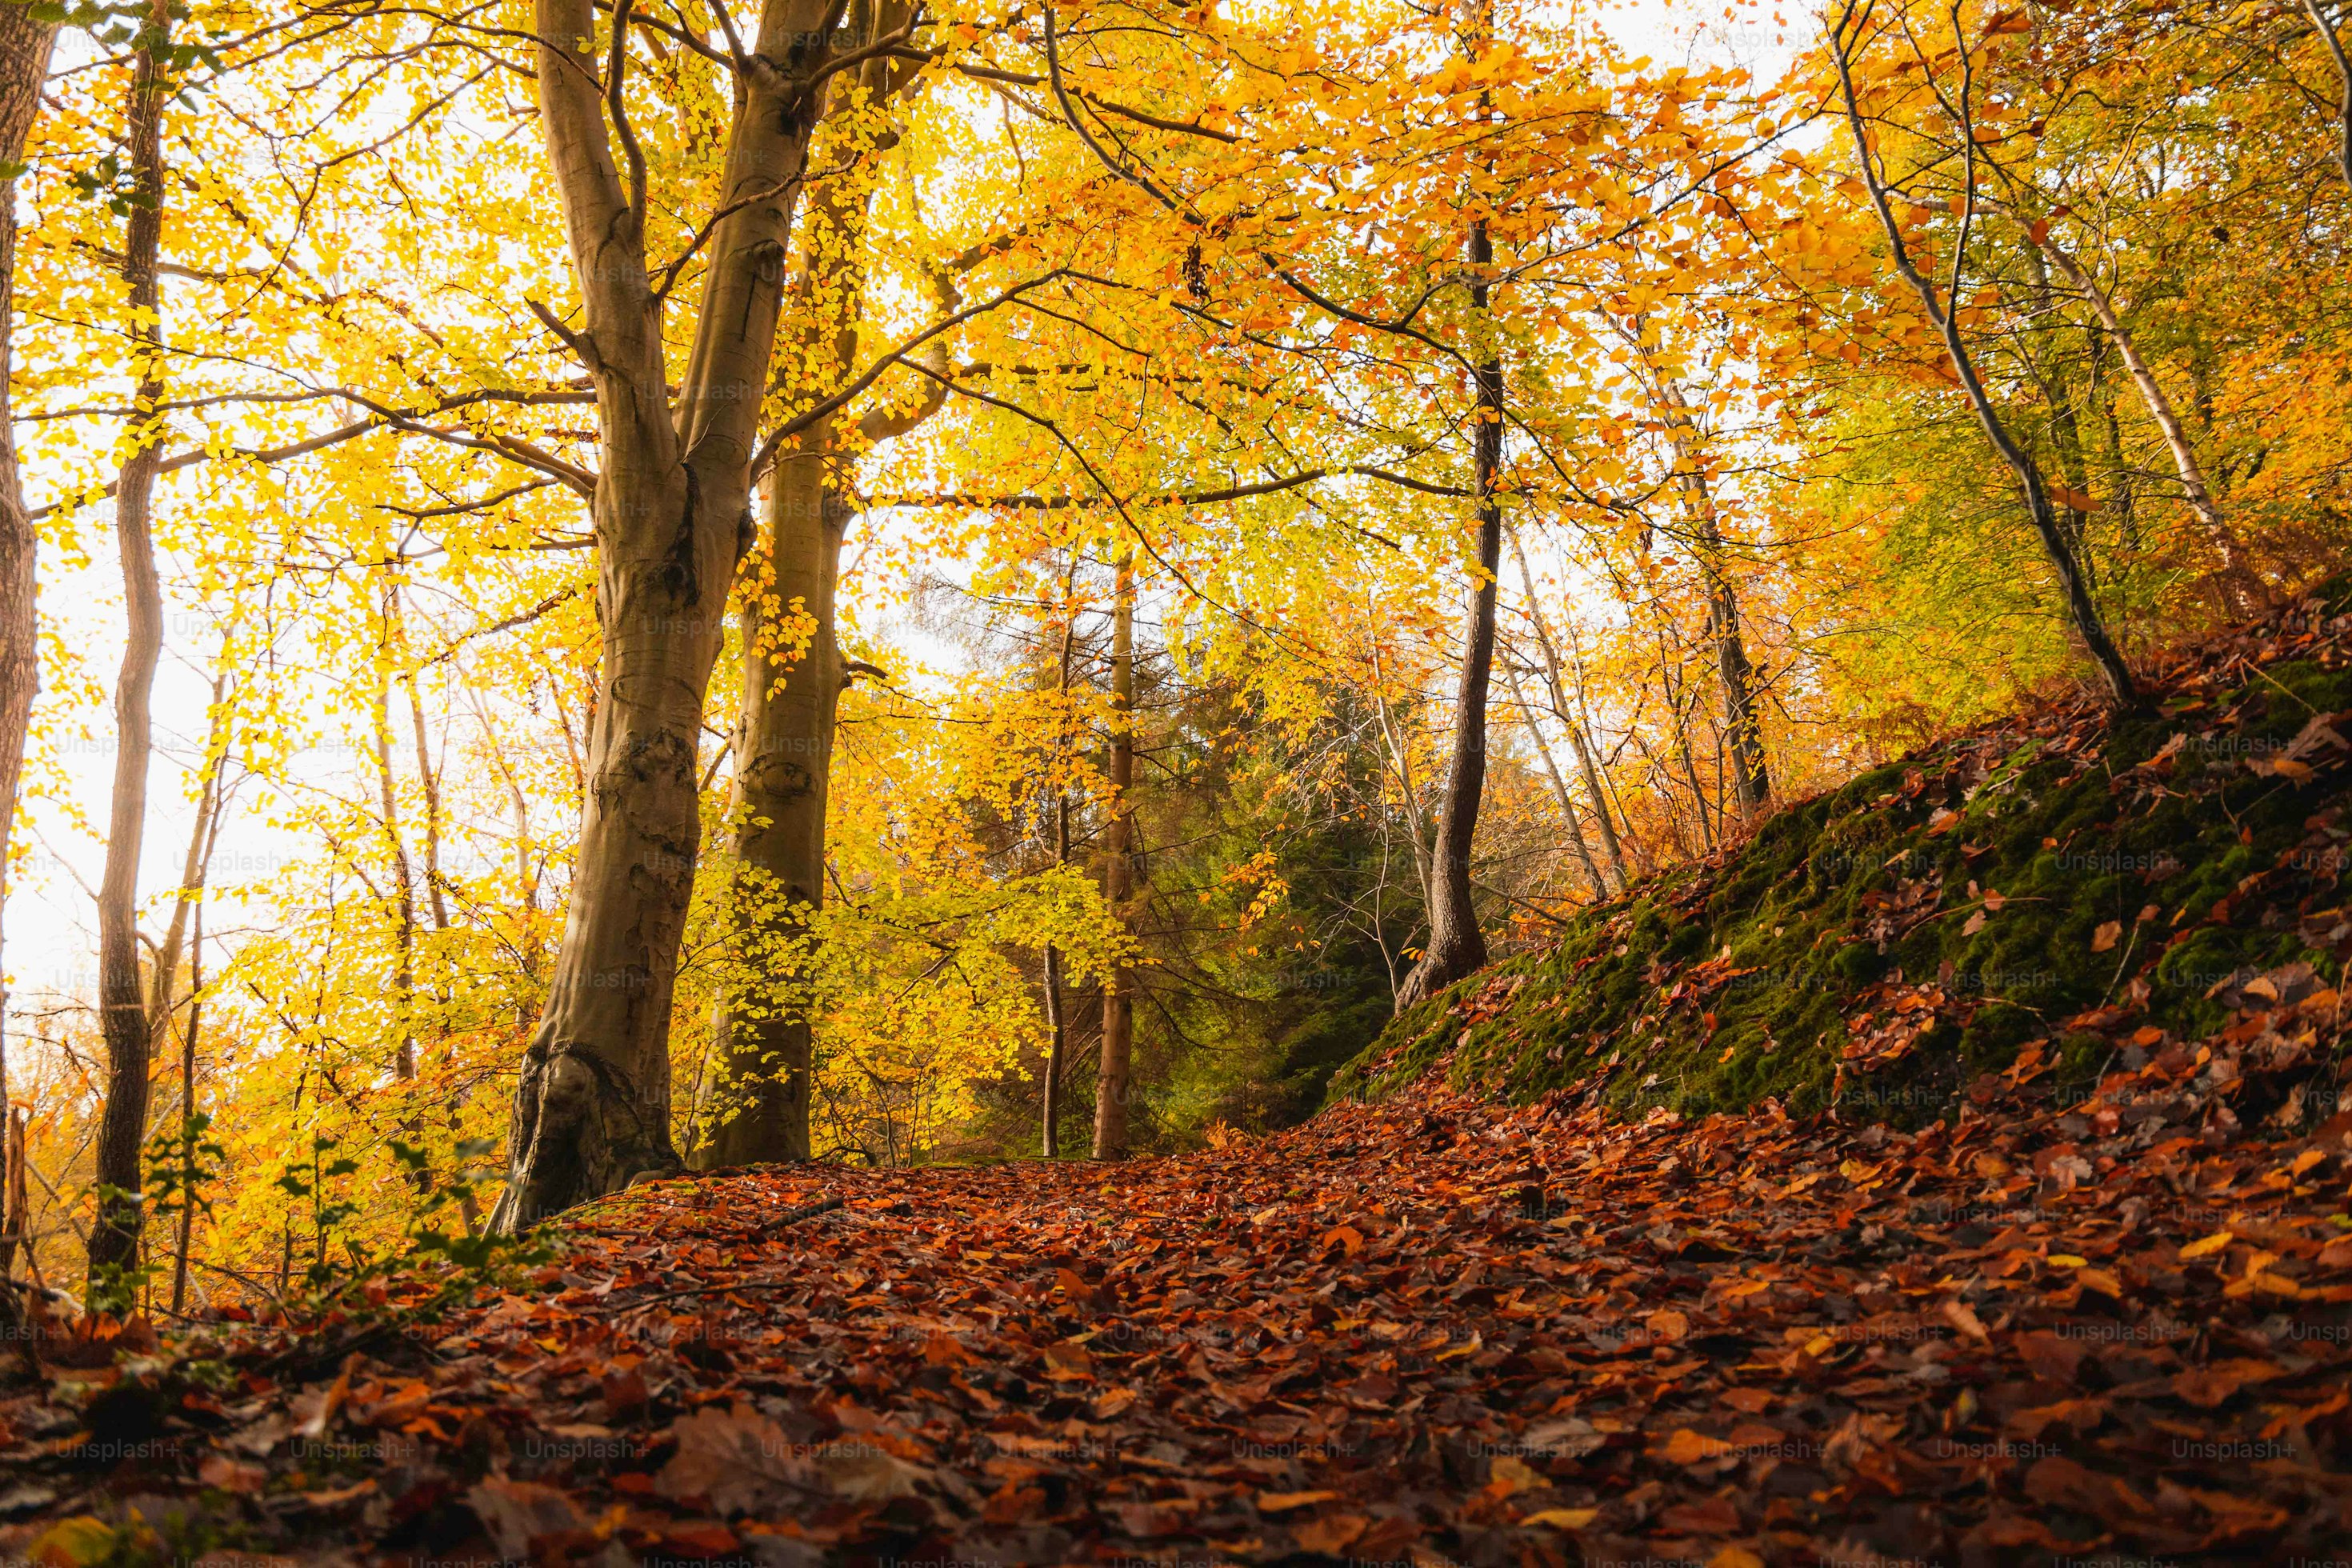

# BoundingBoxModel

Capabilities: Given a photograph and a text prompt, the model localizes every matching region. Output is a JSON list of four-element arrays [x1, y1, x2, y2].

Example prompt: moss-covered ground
[[1329, 582, 2352, 1125]]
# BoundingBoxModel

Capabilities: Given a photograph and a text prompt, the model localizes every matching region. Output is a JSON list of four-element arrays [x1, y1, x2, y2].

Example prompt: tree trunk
[[1041, 602, 1074, 1158], [1504, 658, 1603, 894], [490, 0, 846, 1230], [2033, 235, 2265, 612], [0, 0, 57, 1282], [170, 896, 203, 1314], [1092, 547, 1135, 1158], [695, 17, 937, 1167], [2018, 244, 2096, 559], [1395, 218, 1503, 1010], [1647, 374, 1768, 814], [1829, 7, 2138, 708], [694, 434, 842, 1167], [90, 0, 174, 1288], [1510, 534, 1626, 893], [2306, 0, 2352, 193], [373, 584, 419, 1086], [1040, 794, 1069, 1158]]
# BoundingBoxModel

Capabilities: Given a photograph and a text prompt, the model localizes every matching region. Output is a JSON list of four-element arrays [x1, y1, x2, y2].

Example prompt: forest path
[[8, 1061, 2352, 1566]]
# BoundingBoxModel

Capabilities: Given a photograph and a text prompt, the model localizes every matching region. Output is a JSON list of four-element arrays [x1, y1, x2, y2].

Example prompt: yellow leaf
[[2180, 1230, 2234, 1261], [1522, 1507, 1599, 1530], [29, 1519, 122, 1568], [1489, 1454, 1542, 1495]]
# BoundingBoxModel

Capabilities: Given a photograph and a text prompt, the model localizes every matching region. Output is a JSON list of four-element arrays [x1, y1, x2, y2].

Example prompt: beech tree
[[489, 0, 881, 1227]]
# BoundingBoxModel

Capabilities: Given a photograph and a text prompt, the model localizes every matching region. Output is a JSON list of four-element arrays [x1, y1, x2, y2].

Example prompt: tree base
[[490, 1043, 678, 1233]]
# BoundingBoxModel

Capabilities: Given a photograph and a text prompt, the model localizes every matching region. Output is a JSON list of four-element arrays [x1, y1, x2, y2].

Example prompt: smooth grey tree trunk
[[490, 0, 850, 1230], [90, 0, 174, 1287], [1092, 549, 1135, 1158]]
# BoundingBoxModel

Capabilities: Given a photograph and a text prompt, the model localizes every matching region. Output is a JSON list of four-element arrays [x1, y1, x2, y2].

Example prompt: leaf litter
[[2, 1016, 2348, 1566]]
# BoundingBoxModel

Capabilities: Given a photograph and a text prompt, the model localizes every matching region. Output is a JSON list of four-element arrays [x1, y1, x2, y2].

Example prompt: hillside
[[1331, 582, 2352, 1130]]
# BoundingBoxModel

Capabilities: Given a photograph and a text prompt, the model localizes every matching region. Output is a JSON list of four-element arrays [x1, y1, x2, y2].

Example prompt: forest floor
[[7, 595, 2352, 1566], [2, 1032, 2350, 1568]]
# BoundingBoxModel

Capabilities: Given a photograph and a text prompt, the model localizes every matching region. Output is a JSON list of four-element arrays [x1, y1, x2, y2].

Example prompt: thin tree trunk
[[406, 663, 450, 932], [90, 0, 174, 1286], [695, 432, 842, 1167], [1093, 546, 1135, 1158], [1041, 596, 1074, 1158], [1396, 218, 1502, 1009], [2306, 0, 2352, 193], [2033, 234, 2264, 611], [1650, 374, 1769, 814], [0, 3, 58, 1281], [2018, 244, 2095, 558], [1, 1107, 25, 1282], [372, 585, 418, 1086], [142, 659, 227, 1049], [1510, 533, 1626, 892], [170, 894, 202, 1314], [1505, 658, 1602, 894], [1040, 790, 1068, 1158], [490, 0, 849, 1229], [1363, 605, 1436, 910], [1606, 317, 1770, 815], [1830, 3, 2138, 708]]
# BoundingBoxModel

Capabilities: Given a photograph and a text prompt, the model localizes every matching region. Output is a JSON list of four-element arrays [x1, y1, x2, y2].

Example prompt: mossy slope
[[1330, 584, 2352, 1122]]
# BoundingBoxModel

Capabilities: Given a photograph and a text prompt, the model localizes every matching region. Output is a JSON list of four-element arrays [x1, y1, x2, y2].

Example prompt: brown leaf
[[466, 1478, 582, 1560], [196, 1455, 267, 1495], [1291, 1514, 1370, 1552], [656, 1403, 806, 1513], [2171, 1359, 2286, 1409]]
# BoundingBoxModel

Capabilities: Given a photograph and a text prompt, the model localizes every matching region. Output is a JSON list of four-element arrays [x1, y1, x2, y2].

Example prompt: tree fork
[[490, 0, 848, 1230]]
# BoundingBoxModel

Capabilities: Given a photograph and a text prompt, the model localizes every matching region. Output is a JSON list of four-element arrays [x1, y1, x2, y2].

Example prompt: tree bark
[[694, 433, 842, 1166], [170, 883, 204, 1312], [1092, 546, 1134, 1158], [2018, 244, 2096, 560], [90, 0, 174, 1287], [2032, 234, 2265, 612], [1041, 599, 1074, 1158], [1830, 4, 2138, 709], [2307, 0, 2352, 193], [491, 0, 849, 1230], [694, 14, 938, 1167], [1395, 217, 1503, 1010], [372, 584, 419, 1086], [0, 0, 57, 1282]]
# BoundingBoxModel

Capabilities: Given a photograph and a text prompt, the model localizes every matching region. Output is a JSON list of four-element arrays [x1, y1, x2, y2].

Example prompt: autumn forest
[[0, 0, 2349, 1559]]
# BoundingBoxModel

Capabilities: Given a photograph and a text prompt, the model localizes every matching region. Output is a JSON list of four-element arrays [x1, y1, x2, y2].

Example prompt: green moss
[[1326, 616, 2352, 1124]]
